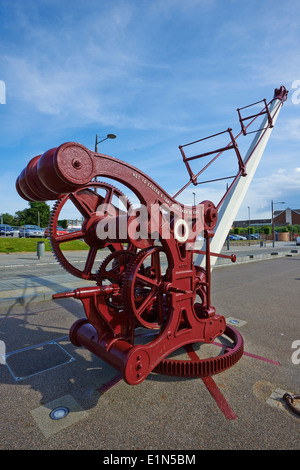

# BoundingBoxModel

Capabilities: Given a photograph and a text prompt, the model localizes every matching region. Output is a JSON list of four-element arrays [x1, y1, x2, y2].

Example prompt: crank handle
[[53, 285, 115, 300], [162, 283, 192, 295], [194, 249, 236, 263]]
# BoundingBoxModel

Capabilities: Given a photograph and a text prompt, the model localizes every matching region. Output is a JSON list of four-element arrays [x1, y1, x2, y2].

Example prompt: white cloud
[[236, 167, 300, 219]]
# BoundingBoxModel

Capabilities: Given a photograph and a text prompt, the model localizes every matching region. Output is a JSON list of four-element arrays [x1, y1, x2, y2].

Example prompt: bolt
[[73, 159, 82, 169]]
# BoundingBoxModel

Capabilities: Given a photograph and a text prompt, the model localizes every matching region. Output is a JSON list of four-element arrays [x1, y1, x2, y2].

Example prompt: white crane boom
[[192, 86, 288, 268]]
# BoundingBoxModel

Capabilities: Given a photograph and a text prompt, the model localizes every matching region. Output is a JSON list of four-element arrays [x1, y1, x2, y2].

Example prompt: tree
[[24, 202, 50, 227], [1, 202, 51, 227], [14, 209, 27, 226], [1, 212, 15, 225], [58, 219, 67, 228]]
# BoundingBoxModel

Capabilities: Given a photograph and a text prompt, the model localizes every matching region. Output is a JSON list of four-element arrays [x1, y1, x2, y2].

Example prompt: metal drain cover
[[5, 341, 74, 381]]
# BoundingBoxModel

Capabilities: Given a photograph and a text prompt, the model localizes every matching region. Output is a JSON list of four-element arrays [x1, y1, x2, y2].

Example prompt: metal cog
[[121, 247, 168, 329], [96, 249, 137, 286], [96, 249, 137, 311], [49, 181, 133, 281], [154, 325, 244, 378]]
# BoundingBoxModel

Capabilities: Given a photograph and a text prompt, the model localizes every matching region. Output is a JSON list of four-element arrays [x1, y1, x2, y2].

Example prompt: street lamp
[[248, 206, 250, 246], [95, 133, 117, 153], [192, 192, 196, 206], [271, 200, 285, 248]]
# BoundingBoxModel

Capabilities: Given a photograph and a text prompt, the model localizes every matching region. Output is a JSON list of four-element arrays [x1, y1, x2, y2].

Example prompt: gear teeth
[[96, 249, 136, 286], [96, 249, 137, 311], [48, 199, 66, 268], [121, 247, 166, 329], [49, 181, 133, 280], [154, 325, 244, 378]]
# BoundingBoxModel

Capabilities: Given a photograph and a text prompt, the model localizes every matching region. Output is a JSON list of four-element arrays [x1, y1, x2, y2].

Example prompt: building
[[66, 219, 83, 229], [233, 218, 270, 229], [273, 208, 300, 226], [233, 208, 300, 228]]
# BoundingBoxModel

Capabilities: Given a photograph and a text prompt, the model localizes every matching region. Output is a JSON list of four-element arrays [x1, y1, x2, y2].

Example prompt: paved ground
[[0, 241, 298, 308], [0, 242, 299, 451]]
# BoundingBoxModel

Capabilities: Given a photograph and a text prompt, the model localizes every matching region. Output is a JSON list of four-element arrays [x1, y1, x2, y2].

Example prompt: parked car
[[0, 224, 14, 236], [44, 226, 68, 238], [19, 225, 44, 238], [234, 234, 247, 240], [245, 234, 260, 240], [296, 237, 300, 246], [229, 234, 247, 240]]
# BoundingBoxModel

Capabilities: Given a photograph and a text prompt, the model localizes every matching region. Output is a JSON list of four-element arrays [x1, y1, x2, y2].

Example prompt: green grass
[[0, 237, 89, 253]]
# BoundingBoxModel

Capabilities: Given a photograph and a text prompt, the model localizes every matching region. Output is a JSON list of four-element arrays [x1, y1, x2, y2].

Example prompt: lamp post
[[94, 133, 117, 182], [248, 206, 250, 246], [95, 133, 116, 153], [271, 200, 285, 248], [192, 192, 196, 206]]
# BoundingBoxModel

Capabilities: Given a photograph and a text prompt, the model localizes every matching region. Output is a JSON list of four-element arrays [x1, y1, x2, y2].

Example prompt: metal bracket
[[176, 128, 246, 198], [237, 99, 273, 136]]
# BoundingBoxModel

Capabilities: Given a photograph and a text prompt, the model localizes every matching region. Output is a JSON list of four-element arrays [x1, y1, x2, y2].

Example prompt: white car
[[234, 234, 247, 240], [296, 237, 300, 246], [19, 225, 44, 238]]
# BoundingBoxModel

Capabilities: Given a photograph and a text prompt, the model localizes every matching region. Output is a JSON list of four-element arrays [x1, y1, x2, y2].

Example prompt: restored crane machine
[[16, 86, 288, 385]]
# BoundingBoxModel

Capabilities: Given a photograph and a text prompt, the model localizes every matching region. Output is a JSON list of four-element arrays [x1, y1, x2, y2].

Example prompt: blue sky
[[0, 0, 299, 223]]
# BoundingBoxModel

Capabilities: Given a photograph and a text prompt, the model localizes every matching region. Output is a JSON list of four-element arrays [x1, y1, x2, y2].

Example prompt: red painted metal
[[15, 139, 243, 384], [177, 128, 246, 193], [237, 99, 273, 136], [15, 87, 287, 385]]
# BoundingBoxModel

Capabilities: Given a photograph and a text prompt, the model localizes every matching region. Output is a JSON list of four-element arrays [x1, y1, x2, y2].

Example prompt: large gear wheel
[[122, 246, 168, 329], [96, 249, 137, 310], [48, 181, 132, 281], [154, 324, 244, 378]]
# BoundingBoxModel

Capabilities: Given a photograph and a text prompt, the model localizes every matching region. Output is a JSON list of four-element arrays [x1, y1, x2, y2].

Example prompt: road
[[0, 252, 299, 451]]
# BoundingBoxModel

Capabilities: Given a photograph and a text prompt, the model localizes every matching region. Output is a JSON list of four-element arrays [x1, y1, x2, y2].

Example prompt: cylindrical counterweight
[[16, 142, 96, 201]]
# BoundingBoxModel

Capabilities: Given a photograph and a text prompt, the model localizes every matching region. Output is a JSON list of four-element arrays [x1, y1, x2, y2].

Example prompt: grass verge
[[0, 238, 89, 253]]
